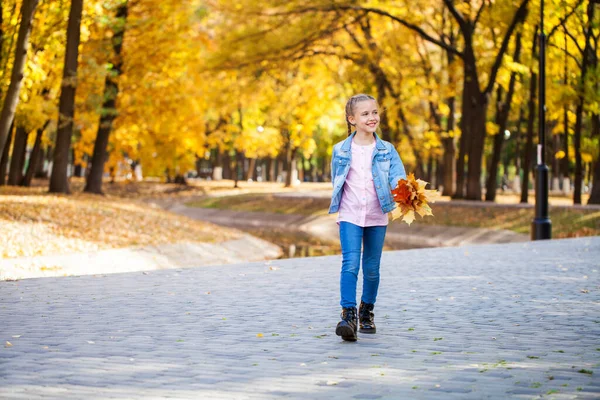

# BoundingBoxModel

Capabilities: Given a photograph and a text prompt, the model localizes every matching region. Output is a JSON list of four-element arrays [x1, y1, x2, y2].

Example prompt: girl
[[329, 94, 406, 342]]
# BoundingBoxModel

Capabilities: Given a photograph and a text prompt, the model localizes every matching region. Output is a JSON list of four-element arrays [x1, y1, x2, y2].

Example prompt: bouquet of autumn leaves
[[390, 173, 441, 225]]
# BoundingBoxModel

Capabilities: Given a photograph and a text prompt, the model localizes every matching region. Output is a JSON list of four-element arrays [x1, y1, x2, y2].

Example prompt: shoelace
[[341, 309, 357, 321]]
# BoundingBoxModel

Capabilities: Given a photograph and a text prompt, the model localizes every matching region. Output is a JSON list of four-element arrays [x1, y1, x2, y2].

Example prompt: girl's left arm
[[389, 146, 407, 187]]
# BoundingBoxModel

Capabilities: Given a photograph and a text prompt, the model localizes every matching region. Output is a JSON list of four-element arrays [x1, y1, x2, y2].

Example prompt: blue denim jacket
[[329, 132, 407, 214]]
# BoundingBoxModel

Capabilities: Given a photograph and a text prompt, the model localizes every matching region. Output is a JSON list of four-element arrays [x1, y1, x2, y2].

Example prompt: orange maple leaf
[[390, 173, 440, 225]]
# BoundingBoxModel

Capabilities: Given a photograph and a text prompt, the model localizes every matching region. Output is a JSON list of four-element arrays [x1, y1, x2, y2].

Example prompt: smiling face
[[347, 99, 380, 135]]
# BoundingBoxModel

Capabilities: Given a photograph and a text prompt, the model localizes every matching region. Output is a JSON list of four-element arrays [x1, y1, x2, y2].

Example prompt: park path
[[0, 237, 598, 399], [168, 203, 528, 249]]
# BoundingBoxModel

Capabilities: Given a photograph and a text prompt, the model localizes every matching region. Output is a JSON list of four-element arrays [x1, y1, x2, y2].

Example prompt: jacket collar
[[341, 131, 387, 152]]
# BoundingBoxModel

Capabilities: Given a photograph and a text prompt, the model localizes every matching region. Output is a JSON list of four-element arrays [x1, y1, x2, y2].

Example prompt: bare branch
[[548, 42, 582, 69], [344, 25, 364, 50], [473, 0, 486, 28], [443, 0, 468, 28], [261, 4, 463, 58], [562, 21, 584, 55], [483, 0, 529, 95], [547, 0, 585, 40]]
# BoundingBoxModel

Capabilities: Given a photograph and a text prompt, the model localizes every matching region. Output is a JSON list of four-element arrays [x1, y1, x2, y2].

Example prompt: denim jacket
[[329, 132, 406, 214]]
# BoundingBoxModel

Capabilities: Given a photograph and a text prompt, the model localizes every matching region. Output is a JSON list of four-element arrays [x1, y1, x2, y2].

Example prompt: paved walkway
[[1, 237, 599, 399]]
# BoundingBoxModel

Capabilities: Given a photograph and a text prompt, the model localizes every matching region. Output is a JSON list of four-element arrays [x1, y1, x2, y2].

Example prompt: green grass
[[186, 194, 600, 237], [187, 194, 330, 216]]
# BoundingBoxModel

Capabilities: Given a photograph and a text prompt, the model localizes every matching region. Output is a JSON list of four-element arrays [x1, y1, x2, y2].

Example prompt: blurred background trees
[[0, 0, 598, 204]]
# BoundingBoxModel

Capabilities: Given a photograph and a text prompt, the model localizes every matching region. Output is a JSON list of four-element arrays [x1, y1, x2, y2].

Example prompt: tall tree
[[50, 0, 84, 194], [0, 0, 40, 158], [442, 26, 458, 197], [521, 27, 539, 204], [486, 31, 523, 201], [443, 0, 529, 200], [0, 120, 14, 185], [22, 121, 49, 186], [572, 0, 596, 204], [84, 0, 128, 194], [7, 126, 29, 185]]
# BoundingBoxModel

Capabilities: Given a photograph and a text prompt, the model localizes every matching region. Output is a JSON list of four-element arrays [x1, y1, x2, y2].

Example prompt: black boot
[[359, 301, 376, 334], [335, 307, 358, 341]]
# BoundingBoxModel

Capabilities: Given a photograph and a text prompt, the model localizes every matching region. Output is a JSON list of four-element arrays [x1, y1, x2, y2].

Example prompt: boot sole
[[359, 327, 377, 334], [336, 325, 357, 341]]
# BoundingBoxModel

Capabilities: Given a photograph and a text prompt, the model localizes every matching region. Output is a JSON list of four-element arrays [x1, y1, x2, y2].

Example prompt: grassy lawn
[[187, 193, 600, 239]]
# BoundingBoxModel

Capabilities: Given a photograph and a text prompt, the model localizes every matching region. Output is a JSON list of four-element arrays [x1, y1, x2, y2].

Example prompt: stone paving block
[[0, 237, 599, 399]]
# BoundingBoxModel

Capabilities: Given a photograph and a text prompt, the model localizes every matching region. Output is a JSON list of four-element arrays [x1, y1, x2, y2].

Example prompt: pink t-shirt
[[337, 139, 388, 227]]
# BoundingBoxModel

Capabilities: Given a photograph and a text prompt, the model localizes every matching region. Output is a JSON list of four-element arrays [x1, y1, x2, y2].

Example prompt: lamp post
[[532, 0, 552, 240]]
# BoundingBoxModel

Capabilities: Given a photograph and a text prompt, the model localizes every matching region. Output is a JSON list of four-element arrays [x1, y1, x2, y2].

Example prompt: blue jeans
[[339, 222, 387, 308]]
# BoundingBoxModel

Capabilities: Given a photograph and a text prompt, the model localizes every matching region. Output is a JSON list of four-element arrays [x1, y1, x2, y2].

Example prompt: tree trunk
[[465, 90, 488, 200], [49, 0, 83, 194], [589, 141, 600, 203], [310, 158, 317, 182], [519, 26, 539, 203], [441, 95, 456, 196], [85, 1, 128, 195], [425, 153, 433, 184], [222, 152, 231, 179], [441, 31, 457, 196], [521, 74, 537, 204], [22, 121, 47, 186], [573, 1, 595, 204], [448, 0, 528, 200], [37, 145, 51, 178], [561, 108, 569, 183], [0, 0, 39, 158], [453, 63, 475, 199], [8, 126, 28, 185], [560, 26, 570, 183], [285, 144, 296, 188], [264, 157, 272, 181], [195, 154, 202, 177], [573, 101, 584, 204], [0, 119, 14, 185], [514, 104, 525, 173], [233, 150, 241, 188], [245, 157, 256, 181], [551, 132, 560, 186], [485, 32, 522, 202], [486, 88, 506, 201], [0, 1, 4, 63]]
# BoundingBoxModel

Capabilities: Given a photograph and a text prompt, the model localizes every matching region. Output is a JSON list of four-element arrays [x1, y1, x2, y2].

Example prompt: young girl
[[329, 94, 406, 342]]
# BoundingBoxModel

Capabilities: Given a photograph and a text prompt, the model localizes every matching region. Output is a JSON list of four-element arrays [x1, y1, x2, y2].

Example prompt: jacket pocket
[[334, 157, 350, 178], [375, 154, 390, 172]]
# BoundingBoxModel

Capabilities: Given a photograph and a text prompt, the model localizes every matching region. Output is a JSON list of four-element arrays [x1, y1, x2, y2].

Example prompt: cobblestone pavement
[[1, 237, 599, 399]]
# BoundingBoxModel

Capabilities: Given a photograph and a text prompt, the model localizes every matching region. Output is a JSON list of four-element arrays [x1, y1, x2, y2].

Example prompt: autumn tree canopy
[[0, 0, 599, 204]]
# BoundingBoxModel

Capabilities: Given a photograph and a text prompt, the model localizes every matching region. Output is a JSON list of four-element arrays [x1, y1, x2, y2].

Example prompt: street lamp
[[532, 0, 552, 240]]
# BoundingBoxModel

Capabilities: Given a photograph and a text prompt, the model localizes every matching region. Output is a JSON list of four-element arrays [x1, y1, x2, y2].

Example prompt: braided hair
[[345, 94, 377, 136]]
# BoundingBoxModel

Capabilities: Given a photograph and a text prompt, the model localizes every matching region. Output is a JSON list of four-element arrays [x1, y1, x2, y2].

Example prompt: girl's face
[[348, 99, 380, 135]]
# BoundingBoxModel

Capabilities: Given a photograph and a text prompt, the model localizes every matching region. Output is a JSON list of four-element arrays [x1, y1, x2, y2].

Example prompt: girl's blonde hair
[[345, 94, 377, 136]]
